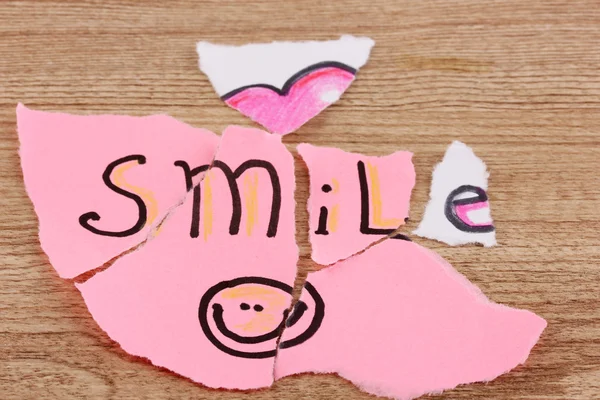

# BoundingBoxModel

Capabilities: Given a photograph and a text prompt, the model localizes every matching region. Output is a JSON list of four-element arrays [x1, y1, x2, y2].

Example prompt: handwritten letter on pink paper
[[17, 104, 219, 279], [76, 126, 301, 389], [298, 143, 415, 265]]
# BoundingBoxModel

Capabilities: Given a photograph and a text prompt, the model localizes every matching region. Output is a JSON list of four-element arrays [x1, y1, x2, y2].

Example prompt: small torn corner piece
[[196, 35, 374, 135], [414, 141, 497, 247], [275, 239, 546, 400], [75, 126, 300, 389], [16, 104, 219, 279], [298, 143, 415, 265]]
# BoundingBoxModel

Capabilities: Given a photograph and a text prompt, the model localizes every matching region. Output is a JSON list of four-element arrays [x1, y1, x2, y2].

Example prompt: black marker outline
[[357, 160, 398, 236], [315, 183, 334, 235], [174, 161, 210, 238], [279, 282, 325, 350], [390, 233, 412, 241], [198, 277, 325, 359], [284, 301, 308, 328], [198, 277, 291, 359], [314, 206, 329, 235], [173, 161, 210, 192], [221, 61, 357, 100], [79, 155, 148, 237], [175, 159, 281, 238], [444, 185, 495, 233]]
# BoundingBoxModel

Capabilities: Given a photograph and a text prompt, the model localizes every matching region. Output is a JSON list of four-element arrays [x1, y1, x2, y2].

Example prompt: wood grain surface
[[1, 1, 599, 399]]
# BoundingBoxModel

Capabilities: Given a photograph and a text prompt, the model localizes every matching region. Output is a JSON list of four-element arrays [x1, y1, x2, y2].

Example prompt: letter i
[[314, 184, 333, 235]]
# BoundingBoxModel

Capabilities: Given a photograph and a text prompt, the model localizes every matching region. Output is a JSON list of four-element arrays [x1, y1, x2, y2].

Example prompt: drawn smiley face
[[198, 277, 324, 358]]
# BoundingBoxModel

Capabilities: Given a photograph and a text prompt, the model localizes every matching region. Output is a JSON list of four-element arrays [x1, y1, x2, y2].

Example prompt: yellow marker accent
[[329, 204, 340, 233], [367, 162, 402, 228], [220, 285, 288, 307], [111, 160, 158, 227], [331, 178, 340, 194], [222, 284, 289, 334], [243, 172, 259, 236], [202, 171, 213, 241], [235, 312, 278, 334]]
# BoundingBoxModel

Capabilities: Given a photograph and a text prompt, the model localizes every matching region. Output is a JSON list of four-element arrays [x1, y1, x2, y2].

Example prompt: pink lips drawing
[[222, 62, 356, 135], [444, 185, 495, 233]]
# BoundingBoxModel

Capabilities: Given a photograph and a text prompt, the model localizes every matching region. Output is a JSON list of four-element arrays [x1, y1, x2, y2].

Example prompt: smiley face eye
[[240, 303, 264, 311]]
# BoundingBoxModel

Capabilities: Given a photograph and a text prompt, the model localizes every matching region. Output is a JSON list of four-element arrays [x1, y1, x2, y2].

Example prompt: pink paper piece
[[17, 104, 219, 279], [298, 143, 416, 265], [275, 239, 546, 400], [76, 126, 300, 389]]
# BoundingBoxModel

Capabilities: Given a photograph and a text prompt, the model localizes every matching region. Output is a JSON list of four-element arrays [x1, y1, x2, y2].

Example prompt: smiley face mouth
[[444, 185, 495, 233], [198, 277, 324, 359]]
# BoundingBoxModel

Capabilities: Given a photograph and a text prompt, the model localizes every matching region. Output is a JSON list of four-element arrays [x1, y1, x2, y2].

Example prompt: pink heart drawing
[[223, 62, 356, 135]]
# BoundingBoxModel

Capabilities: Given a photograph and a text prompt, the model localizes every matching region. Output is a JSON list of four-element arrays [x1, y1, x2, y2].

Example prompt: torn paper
[[197, 35, 374, 135], [75, 126, 304, 389], [298, 143, 415, 265], [16, 104, 219, 279], [275, 239, 546, 400], [414, 141, 497, 247]]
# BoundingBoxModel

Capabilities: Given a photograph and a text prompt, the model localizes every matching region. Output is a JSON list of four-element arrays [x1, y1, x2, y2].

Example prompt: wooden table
[[1, 1, 599, 399]]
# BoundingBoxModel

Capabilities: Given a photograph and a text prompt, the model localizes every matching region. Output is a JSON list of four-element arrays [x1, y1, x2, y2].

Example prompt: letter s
[[79, 155, 148, 237]]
